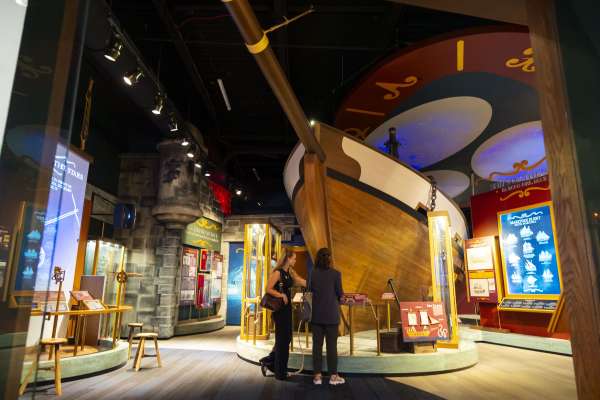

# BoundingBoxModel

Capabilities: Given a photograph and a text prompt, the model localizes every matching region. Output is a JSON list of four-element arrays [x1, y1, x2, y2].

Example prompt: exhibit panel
[[469, 177, 569, 337], [177, 217, 225, 327]]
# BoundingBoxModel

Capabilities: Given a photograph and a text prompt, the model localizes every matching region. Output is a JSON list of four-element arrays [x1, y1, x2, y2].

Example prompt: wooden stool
[[19, 338, 68, 396], [127, 322, 144, 360], [133, 333, 162, 371]]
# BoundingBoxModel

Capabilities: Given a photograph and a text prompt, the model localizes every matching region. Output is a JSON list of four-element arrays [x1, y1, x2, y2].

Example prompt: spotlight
[[181, 138, 190, 146], [194, 162, 202, 169], [309, 119, 316, 127], [152, 93, 165, 115], [204, 171, 211, 177], [104, 35, 123, 62], [257, 201, 263, 207], [123, 67, 144, 86], [235, 188, 243, 196], [168, 114, 178, 132], [186, 150, 195, 158]]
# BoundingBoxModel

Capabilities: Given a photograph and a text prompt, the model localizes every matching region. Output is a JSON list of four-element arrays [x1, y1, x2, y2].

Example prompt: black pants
[[272, 305, 292, 379], [312, 323, 338, 374]]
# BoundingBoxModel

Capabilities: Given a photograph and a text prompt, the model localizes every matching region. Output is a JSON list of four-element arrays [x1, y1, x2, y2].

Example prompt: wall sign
[[399, 301, 449, 342], [183, 217, 222, 251], [498, 202, 562, 299], [464, 236, 502, 303], [498, 298, 557, 313]]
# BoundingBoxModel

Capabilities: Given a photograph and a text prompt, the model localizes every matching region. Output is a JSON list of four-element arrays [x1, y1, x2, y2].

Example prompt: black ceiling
[[87, 0, 498, 213]]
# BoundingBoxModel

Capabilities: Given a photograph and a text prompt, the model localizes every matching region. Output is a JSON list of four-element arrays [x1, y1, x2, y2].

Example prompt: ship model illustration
[[542, 268, 554, 282], [524, 260, 537, 273], [520, 225, 533, 239]]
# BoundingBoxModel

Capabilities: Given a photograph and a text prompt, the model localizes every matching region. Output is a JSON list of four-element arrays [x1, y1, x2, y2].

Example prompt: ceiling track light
[[217, 78, 231, 111], [123, 67, 144, 86], [104, 35, 123, 62], [152, 92, 165, 115], [186, 148, 195, 159], [235, 188, 243, 196], [194, 162, 202, 169], [168, 114, 178, 132], [181, 138, 190, 147], [204, 171, 212, 177]]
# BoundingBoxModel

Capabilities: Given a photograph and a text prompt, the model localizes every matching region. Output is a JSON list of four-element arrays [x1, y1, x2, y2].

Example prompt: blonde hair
[[275, 248, 295, 270]]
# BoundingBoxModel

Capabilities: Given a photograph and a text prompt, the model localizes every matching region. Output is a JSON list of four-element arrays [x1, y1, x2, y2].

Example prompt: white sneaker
[[329, 375, 345, 385], [313, 376, 322, 385]]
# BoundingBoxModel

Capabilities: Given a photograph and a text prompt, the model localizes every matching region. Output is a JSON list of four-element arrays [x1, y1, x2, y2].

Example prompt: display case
[[428, 211, 460, 348], [178, 245, 221, 322], [240, 223, 282, 341], [84, 239, 126, 305]]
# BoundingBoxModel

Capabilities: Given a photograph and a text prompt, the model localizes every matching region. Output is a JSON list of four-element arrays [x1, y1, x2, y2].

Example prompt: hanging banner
[[498, 201, 562, 299]]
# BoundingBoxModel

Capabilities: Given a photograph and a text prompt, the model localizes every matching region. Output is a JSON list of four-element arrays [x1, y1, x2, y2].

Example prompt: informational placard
[[13, 204, 45, 292], [180, 246, 199, 305], [498, 202, 562, 299], [466, 245, 493, 271], [399, 301, 449, 342], [183, 217, 222, 251], [464, 236, 501, 303], [211, 252, 223, 299], [498, 298, 557, 313]]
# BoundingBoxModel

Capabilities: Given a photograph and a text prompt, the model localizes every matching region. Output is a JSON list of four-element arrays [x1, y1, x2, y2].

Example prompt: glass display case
[[240, 223, 282, 341], [428, 211, 460, 348], [178, 245, 221, 322], [84, 239, 126, 305]]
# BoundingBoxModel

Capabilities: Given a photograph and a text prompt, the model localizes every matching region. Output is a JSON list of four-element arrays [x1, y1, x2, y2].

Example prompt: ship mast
[[222, 0, 326, 161]]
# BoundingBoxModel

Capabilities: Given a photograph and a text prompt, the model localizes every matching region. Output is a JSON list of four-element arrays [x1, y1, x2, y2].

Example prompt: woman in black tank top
[[265, 248, 306, 380]]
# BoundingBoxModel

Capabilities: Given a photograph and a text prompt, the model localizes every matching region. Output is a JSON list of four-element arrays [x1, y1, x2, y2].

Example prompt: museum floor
[[23, 327, 576, 400]]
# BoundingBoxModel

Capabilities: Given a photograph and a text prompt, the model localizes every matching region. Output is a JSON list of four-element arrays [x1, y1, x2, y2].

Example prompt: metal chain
[[428, 175, 437, 211]]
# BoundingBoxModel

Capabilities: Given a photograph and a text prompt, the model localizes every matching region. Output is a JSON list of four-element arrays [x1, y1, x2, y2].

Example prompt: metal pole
[[222, 0, 325, 161]]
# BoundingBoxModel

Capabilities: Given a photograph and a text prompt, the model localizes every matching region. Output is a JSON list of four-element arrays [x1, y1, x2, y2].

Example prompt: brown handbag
[[260, 293, 284, 312], [260, 281, 284, 312]]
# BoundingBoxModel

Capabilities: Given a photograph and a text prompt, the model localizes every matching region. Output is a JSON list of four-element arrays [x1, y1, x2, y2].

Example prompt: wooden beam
[[387, 0, 527, 25], [526, 0, 600, 398]]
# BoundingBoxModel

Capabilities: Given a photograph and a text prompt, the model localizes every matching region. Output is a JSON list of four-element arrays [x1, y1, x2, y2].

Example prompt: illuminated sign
[[498, 202, 562, 299]]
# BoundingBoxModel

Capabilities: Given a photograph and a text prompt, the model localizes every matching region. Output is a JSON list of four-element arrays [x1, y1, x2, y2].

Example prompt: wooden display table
[[31, 305, 133, 355]]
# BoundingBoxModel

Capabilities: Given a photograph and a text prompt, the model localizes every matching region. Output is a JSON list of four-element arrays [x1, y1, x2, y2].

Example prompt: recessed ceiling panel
[[423, 169, 471, 198], [366, 96, 492, 169], [471, 120, 546, 182]]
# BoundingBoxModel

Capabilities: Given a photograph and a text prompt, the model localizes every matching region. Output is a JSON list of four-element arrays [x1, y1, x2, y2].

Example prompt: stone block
[[158, 325, 174, 339], [139, 279, 155, 294], [138, 295, 158, 311], [158, 266, 177, 278], [132, 237, 145, 250]]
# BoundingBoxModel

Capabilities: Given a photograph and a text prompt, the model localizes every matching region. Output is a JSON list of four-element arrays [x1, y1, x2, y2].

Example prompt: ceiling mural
[[334, 28, 544, 202]]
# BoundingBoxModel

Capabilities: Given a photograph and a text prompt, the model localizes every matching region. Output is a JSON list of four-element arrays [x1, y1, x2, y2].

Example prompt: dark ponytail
[[315, 247, 332, 270]]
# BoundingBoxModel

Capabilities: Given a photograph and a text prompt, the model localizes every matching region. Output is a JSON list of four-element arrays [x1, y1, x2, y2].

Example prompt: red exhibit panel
[[469, 176, 569, 338]]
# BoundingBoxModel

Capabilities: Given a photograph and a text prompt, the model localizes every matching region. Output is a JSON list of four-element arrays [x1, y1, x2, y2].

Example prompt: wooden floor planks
[[21, 328, 576, 400]]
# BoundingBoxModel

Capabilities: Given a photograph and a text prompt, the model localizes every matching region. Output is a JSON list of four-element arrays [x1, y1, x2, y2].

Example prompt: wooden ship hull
[[284, 123, 467, 332], [223, 0, 467, 332]]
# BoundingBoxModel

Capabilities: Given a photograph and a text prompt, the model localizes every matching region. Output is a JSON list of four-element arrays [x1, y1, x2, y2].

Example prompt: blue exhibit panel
[[498, 203, 561, 297], [226, 242, 244, 325]]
